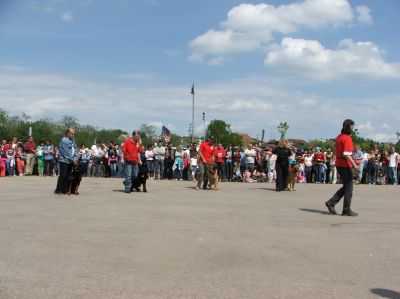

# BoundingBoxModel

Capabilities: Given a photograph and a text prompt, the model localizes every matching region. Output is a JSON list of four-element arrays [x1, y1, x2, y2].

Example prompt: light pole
[[202, 112, 206, 141], [191, 84, 195, 143], [277, 122, 289, 140]]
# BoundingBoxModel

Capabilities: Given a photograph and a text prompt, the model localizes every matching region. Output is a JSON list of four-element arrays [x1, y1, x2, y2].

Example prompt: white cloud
[[355, 5, 373, 25], [208, 56, 224, 66], [189, 0, 371, 62], [0, 66, 398, 142], [265, 38, 400, 80], [61, 11, 74, 22]]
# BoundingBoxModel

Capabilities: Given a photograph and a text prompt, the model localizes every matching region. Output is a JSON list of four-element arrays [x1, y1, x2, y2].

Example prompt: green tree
[[206, 119, 243, 146], [139, 124, 157, 146]]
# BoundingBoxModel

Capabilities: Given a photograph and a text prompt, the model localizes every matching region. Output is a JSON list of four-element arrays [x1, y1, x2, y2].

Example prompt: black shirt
[[273, 147, 291, 164]]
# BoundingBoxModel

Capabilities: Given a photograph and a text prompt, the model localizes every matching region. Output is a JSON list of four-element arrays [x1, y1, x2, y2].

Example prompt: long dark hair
[[341, 119, 355, 135]]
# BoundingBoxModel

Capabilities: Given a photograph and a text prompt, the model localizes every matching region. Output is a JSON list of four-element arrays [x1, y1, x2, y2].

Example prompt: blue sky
[[0, 0, 399, 142]]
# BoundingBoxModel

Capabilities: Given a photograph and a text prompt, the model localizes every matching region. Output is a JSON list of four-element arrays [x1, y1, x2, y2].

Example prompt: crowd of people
[[1, 134, 399, 186]]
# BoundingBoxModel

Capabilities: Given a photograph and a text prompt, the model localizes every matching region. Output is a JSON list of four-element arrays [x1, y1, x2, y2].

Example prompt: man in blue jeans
[[122, 131, 142, 193]]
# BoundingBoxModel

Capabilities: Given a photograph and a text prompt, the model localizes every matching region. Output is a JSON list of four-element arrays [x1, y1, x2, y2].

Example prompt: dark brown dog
[[68, 162, 82, 195]]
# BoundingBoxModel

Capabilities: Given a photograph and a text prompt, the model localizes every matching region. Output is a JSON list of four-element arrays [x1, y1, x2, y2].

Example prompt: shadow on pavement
[[256, 188, 278, 191], [370, 288, 400, 298], [299, 208, 331, 215]]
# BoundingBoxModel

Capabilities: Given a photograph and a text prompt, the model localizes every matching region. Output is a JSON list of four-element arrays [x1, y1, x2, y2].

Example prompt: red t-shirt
[[200, 142, 213, 164], [313, 152, 325, 163], [335, 133, 354, 168], [213, 148, 226, 163], [122, 138, 139, 163]]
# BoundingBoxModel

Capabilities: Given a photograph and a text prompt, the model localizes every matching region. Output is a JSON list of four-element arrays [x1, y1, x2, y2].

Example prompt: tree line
[[0, 109, 397, 151]]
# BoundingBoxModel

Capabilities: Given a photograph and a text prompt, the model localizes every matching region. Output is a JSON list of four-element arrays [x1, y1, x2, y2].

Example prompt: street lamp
[[277, 122, 289, 140], [202, 112, 206, 141]]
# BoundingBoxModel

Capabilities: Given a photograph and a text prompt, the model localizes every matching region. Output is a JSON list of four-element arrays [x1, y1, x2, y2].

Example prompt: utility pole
[[202, 112, 206, 141], [191, 84, 195, 143]]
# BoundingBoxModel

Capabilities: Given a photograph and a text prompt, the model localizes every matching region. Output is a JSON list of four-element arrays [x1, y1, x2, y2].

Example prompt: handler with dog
[[54, 128, 78, 195], [122, 131, 142, 193]]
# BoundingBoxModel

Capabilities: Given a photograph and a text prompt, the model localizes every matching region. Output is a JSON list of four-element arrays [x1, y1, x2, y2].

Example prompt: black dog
[[68, 162, 82, 195], [131, 161, 148, 192]]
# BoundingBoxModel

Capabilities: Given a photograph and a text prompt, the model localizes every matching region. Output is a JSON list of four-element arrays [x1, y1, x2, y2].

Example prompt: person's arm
[[344, 154, 358, 169]]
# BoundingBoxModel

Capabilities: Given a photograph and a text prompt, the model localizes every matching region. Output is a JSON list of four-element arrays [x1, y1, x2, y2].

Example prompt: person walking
[[55, 128, 78, 194], [272, 139, 291, 191], [199, 136, 214, 189], [325, 119, 358, 216]]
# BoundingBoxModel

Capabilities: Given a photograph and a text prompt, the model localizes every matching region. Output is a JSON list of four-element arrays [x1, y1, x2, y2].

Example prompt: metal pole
[[202, 112, 206, 141], [191, 84, 195, 143]]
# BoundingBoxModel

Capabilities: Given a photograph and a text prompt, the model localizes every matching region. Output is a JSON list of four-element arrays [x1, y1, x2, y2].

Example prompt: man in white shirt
[[388, 146, 398, 185], [244, 144, 256, 172], [153, 142, 166, 180]]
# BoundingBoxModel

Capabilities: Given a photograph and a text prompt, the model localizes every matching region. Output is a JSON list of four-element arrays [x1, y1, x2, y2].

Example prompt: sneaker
[[342, 210, 358, 216], [325, 201, 337, 215], [195, 187, 199, 190]]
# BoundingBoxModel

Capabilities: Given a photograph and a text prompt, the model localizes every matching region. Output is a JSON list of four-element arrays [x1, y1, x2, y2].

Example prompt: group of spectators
[[1, 135, 399, 186], [0, 137, 57, 177]]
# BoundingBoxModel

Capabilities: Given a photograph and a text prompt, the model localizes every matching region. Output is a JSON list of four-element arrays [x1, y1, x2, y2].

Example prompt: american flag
[[161, 125, 172, 143]]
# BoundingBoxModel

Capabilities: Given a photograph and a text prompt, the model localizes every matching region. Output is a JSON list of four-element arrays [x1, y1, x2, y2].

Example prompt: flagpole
[[191, 84, 195, 143]]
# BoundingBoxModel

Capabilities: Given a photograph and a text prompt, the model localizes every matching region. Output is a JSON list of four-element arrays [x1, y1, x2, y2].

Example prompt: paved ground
[[0, 177, 399, 299]]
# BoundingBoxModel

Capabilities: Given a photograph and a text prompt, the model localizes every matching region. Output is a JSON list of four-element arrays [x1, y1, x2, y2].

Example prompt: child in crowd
[[243, 169, 254, 183], [108, 150, 118, 178], [190, 154, 198, 181]]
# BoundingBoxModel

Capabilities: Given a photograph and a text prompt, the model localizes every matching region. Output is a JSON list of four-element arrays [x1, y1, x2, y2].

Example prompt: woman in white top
[[145, 145, 155, 179], [304, 152, 313, 183]]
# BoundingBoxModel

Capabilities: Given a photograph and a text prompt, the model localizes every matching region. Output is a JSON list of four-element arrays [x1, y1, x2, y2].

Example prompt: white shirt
[[190, 158, 198, 167], [244, 148, 256, 164], [145, 150, 154, 160], [304, 156, 313, 167], [389, 152, 398, 167], [91, 145, 101, 157]]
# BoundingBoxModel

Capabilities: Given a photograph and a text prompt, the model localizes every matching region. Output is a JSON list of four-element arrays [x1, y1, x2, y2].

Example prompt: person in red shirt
[[199, 136, 214, 189], [213, 143, 226, 182], [313, 147, 326, 183], [24, 136, 37, 175], [325, 119, 359, 216], [122, 131, 142, 193]]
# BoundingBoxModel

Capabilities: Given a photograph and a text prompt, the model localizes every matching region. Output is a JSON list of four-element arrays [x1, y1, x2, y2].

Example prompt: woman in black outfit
[[273, 139, 291, 191]]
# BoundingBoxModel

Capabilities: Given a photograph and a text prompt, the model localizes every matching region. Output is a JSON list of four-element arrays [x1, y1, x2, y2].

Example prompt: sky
[[0, 0, 399, 142]]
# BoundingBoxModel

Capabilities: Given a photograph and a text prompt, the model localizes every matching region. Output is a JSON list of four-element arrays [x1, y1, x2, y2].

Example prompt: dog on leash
[[68, 162, 82, 195], [208, 165, 219, 190], [289, 163, 300, 192]]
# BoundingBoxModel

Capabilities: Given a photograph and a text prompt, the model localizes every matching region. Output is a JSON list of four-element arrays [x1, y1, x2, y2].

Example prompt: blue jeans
[[388, 167, 397, 184], [117, 162, 124, 178], [315, 164, 323, 183], [225, 160, 233, 180], [110, 163, 117, 178], [124, 162, 139, 192], [154, 159, 164, 179]]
